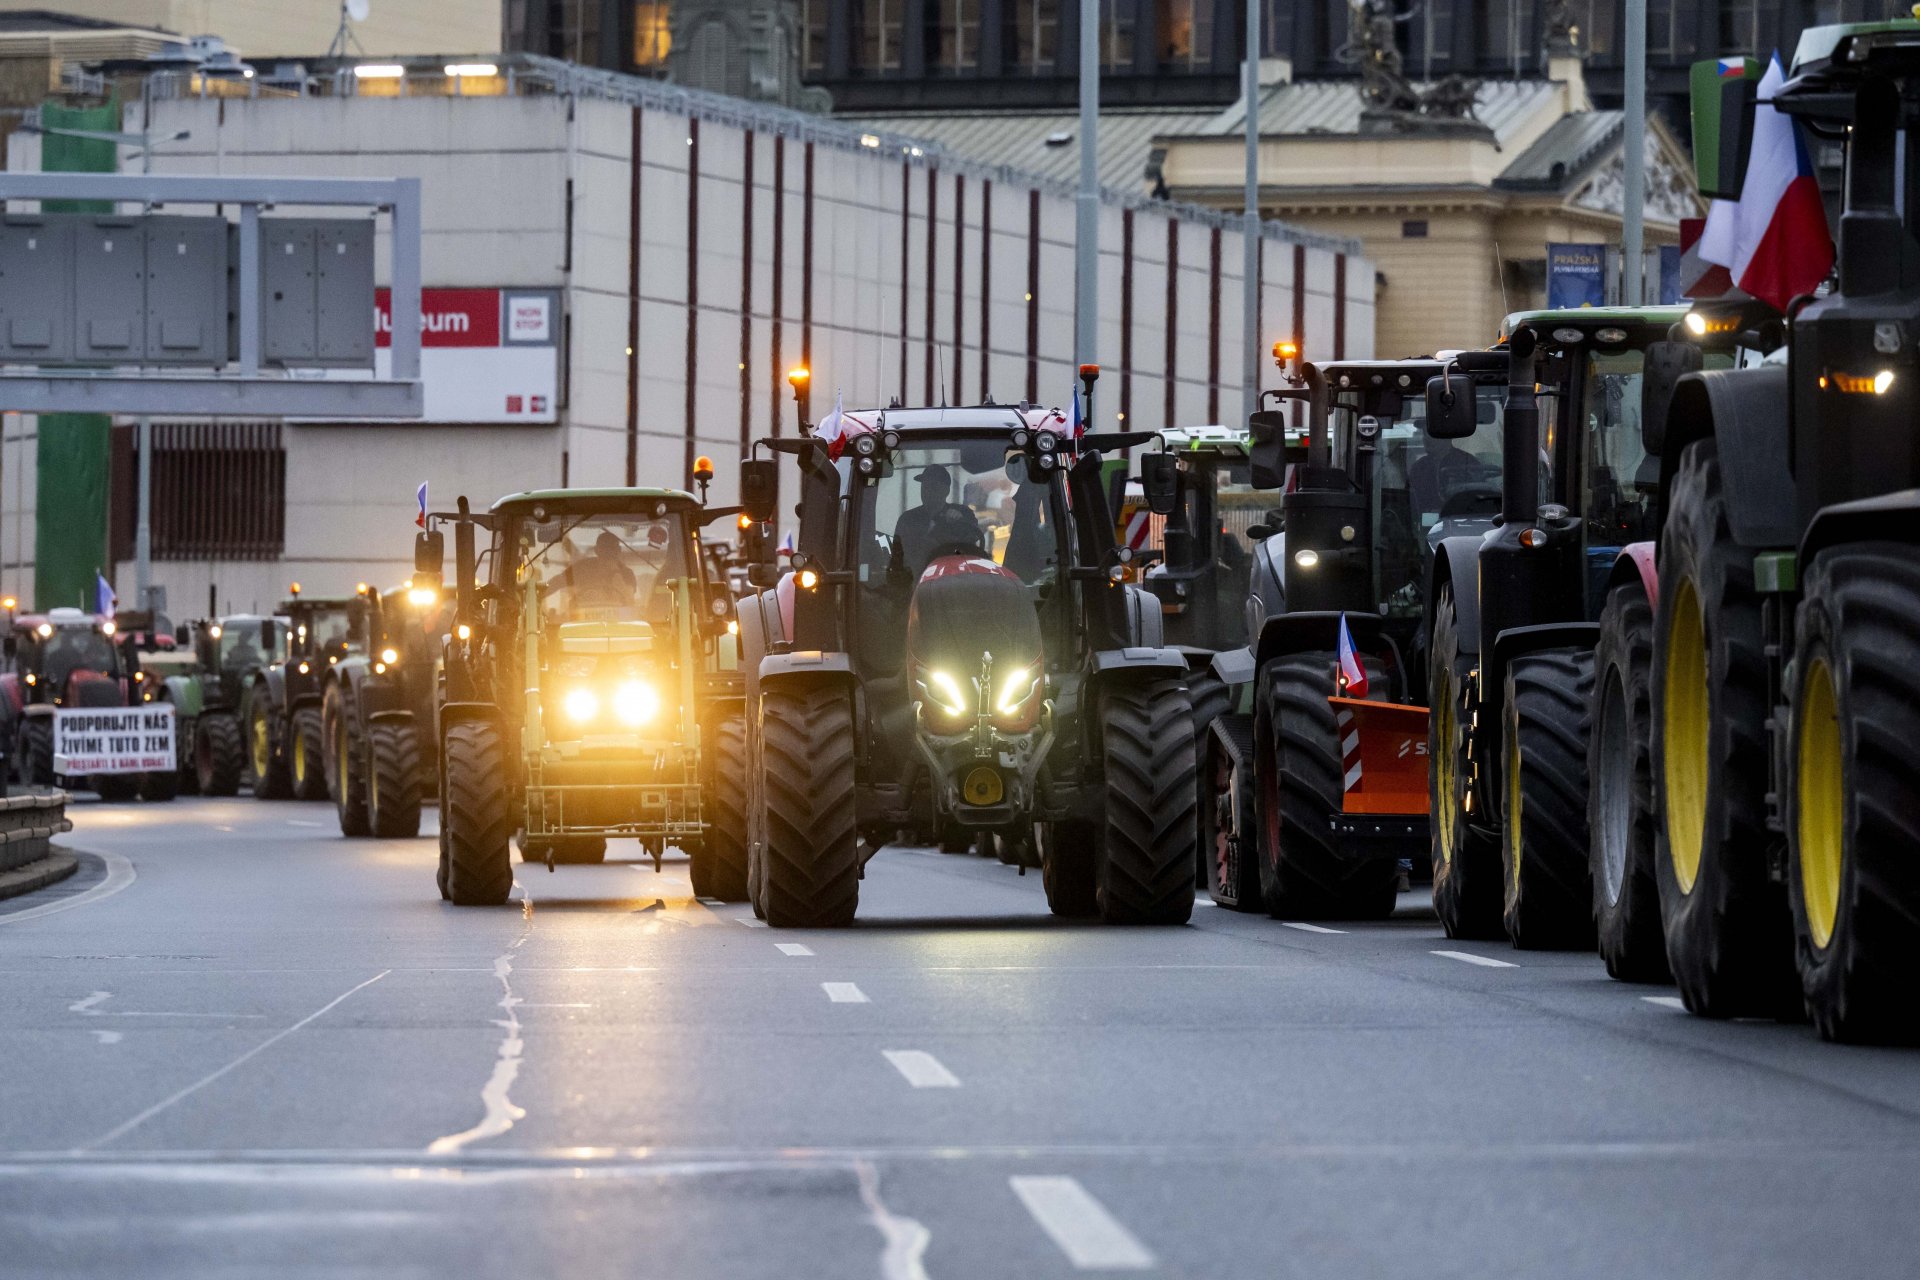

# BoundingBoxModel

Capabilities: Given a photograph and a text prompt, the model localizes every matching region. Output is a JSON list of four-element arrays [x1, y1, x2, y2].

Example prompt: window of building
[[1813, 0, 1910, 20], [1261, 0, 1291, 59], [1476, 0, 1534, 74], [1013, 0, 1059, 72], [1412, 0, 1454, 75], [549, 0, 603, 67], [1570, 0, 1618, 57], [1719, 0, 1780, 52], [632, 2, 671, 68], [801, 0, 828, 72], [1102, 0, 1136, 69], [932, 0, 980, 73], [1646, 0, 1697, 57], [1160, 0, 1215, 71], [856, 0, 904, 73], [1402, 219, 1429, 238], [116, 422, 286, 562]]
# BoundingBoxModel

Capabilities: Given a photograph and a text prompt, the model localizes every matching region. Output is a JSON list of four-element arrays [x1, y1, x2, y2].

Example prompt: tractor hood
[[906, 556, 1046, 731]]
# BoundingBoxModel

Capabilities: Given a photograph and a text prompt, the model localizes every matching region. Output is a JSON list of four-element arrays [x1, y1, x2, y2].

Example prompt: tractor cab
[[3, 608, 126, 712], [282, 593, 361, 671], [1133, 426, 1268, 656], [182, 615, 290, 712]]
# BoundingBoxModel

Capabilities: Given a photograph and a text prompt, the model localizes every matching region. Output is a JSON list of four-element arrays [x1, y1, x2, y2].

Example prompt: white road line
[[1009, 1175, 1155, 1270], [78, 970, 391, 1153], [1642, 995, 1687, 1011], [286, 820, 326, 828], [883, 1050, 960, 1088], [822, 982, 869, 1004], [0, 848, 135, 926], [69, 991, 111, 1015], [89, 1029, 121, 1045], [1432, 949, 1518, 969], [775, 943, 814, 957], [1278, 921, 1347, 935], [736, 917, 768, 929]]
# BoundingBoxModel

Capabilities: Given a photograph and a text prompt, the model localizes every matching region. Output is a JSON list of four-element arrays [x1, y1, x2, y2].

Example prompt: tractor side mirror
[[259, 620, 276, 650], [414, 529, 445, 583], [1640, 339, 1704, 457], [747, 562, 779, 589], [1246, 523, 1275, 541], [1139, 453, 1180, 516], [1690, 57, 1760, 200], [740, 459, 778, 525], [1424, 375, 1478, 439], [1247, 410, 1292, 490]]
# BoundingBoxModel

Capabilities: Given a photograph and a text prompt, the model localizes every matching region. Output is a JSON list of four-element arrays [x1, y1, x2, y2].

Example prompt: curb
[[0, 849, 80, 902]]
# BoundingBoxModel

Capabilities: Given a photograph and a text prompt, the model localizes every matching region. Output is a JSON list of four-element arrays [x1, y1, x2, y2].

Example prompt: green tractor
[[1639, 31, 1920, 1041], [244, 589, 359, 804], [321, 581, 448, 838], [159, 615, 290, 797], [424, 481, 748, 904]]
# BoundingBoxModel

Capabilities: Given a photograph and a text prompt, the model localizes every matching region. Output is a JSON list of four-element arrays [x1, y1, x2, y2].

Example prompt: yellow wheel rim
[[1434, 665, 1457, 864], [252, 709, 270, 776], [1796, 657, 1844, 951], [1663, 577, 1709, 894], [292, 737, 307, 787], [1506, 723, 1523, 895]]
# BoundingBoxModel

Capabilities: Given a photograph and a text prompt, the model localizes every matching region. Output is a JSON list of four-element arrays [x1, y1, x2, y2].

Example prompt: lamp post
[[1622, 0, 1647, 305], [1242, 0, 1262, 428], [1074, 0, 1100, 377]]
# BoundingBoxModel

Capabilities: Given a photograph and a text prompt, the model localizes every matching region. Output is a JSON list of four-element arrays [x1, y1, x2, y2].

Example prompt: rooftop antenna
[[936, 345, 948, 408], [327, 0, 369, 59]]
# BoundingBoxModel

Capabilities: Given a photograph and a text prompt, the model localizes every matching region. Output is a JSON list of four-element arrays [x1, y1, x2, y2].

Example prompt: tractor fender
[[1429, 534, 1485, 656], [437, 701, 502, 735], [22, 703, 55, 720], [1662, 366, 1798, 549], [1122, 585, 1165, 648], [1800, 488, 1920, 564], [1087, 647, 1190, 680], [368, 708, 416, 726], [1603, 541, 1659, 612], [1477, 622, 1603, 765], [758, 651, 856, 687], [258, 665, 289, 712], [1210, 646, 1257, 687], [162, 675, 204, 719], [735, 586, 786, 711], [1243, 530, 1287, 640], [1251, 610, 1406, 703], [0, 673, 20, 716]]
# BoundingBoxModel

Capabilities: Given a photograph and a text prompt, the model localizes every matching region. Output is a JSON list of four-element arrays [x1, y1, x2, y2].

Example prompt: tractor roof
[[491, 487, 698, 514], [1789, 19, 1920, 84], [1502, 305, 1690, 337]]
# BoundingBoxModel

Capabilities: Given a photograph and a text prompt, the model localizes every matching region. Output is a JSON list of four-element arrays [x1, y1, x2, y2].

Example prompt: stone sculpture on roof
[[1345, 0, 1486, 133]]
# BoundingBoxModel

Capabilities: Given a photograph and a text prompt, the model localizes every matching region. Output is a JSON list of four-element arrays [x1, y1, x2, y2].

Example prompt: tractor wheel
[[1093, 679, 1196, 924], [366, 719, 423, 838], [17, 718, 53, 787], [437, 817, 452, 901], [324, 683, 370, 838], [1429, 584, 1504, 939], [1185, 666, 1234, 885], [289, 707, 329, 802], [690, 712, 750, 901], [443, 720, 514, 905], [1589, 584, 1670, 982], [520, 834, 607, 864], [1500, 649, 1598, 949], [1202, 722, 1261, 911], [1786, 546, 1920, 1044], [249, 697, 291, 800], [1039, 818, 1099, 917], [759, 684, 860, 927], [167, 706, 199, 796], [1653, 440, 1798, 1018], [193, 714, 244, 797], [137, 768, 178, 803], [1254, 652, 1399, 921], [91, 774, 139, 802]]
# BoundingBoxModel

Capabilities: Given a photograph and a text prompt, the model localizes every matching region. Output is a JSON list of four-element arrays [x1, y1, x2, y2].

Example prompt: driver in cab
[[891, 465, 979, 577], [1408, 433, 1482, 519]]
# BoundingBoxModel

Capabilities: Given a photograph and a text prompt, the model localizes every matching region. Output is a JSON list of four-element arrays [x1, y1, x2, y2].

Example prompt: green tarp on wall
[[34, 101, 115, 611]]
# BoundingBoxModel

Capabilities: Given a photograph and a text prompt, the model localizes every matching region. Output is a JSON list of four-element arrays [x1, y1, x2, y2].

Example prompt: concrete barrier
[[0, 789, 73, 875]]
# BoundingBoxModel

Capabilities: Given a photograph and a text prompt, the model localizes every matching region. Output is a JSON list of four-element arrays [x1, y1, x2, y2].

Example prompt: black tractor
[[244, 588, 359, 803], [322, 581, 449, 838], [162, 615, 288, 798], [736, 405, 1200, 928]]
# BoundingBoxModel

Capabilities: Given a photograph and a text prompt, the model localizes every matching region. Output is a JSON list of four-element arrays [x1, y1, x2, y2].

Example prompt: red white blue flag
[[1336, 612, 1368, 697], [415, 481, 428, 529]]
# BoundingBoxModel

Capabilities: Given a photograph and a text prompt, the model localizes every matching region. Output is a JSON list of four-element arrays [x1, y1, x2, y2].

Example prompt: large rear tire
[[324, 683, 370, 838], [1429, 585, 1503, 939], [1039, 818, 1098, 917], [1254, 652, 1399, 920], [1202, 720, 1261, 911], [443, 720, 514, 905], [1185, 667, 1233, 885], [193, 713, 244, 797], [1786, 546, 1920, 1044], [1589, 583, 1670, 981], [1501, 649, 1597, 949], [1653, 441, 1797, 1018], [366, 718, 423, 838], [290, 706, 329, 801], [690, 712, 750, 900], [248, 696, 291, 800], [1093, 679, 1196, 924], [17, 718, 53, 787], [759, 684, 860, 928]]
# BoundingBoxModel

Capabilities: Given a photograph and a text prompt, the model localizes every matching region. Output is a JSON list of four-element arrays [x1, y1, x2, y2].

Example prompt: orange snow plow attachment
[[1328, 697, 1428, 817]]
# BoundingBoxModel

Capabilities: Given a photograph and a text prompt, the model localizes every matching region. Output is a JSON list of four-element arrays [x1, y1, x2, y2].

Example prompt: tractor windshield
[[855, 439, 1065, 587], [218, 621, 288, 672], [297, 606, 355, 660], [42, 626, 119, 683], [521, 512, 690, 625]]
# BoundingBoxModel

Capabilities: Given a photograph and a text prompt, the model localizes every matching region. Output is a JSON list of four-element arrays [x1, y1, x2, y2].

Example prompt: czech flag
[[814, 389, 871, 461], [1336, 612, 1369, 697], [415, 481, 428, 529], [1699, 55, 1834, 312], [1067, 377, 1085, 440], [94, 571, 117, 617]]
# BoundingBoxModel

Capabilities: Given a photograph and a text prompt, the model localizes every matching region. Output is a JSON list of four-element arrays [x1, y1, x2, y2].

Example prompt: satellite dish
[[347, 0, 370, 22]]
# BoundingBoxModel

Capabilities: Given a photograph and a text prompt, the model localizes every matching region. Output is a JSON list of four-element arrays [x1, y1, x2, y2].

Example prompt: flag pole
[[1242, 0, 1262, 429], [1622, 0, 1647, 305], [1074, 0, 1100, 378]]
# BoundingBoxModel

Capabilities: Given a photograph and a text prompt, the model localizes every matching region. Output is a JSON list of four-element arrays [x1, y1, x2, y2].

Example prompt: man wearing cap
[[892, 465, 977, 577]]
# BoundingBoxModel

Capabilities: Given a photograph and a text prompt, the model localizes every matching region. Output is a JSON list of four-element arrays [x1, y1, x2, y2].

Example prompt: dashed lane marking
[[1432, 949, 1518, 969], [1642, 995, 1687, 1011], [736, 917, 768, 929], [1278, 921, 1347, 934], [775, 943, 814, 957], [822, 982, 869, 1004], [1010, 1175, 1155, 1270], [883, 1050, 959, 1088]]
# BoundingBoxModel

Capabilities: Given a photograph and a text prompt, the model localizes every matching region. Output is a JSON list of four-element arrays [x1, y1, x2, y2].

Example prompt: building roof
[[1199, 77, 1566, 148], [838, 106, 1218, 193], [1494, 111, 1624, 189]]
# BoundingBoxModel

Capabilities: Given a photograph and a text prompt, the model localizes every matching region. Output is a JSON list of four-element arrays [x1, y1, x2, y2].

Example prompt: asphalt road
[[4, 797, 1919, 1279]]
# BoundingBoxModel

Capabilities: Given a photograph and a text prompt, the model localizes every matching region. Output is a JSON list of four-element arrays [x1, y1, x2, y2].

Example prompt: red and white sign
[[54, 705, 175, 776], [309, 287, 560, 425]]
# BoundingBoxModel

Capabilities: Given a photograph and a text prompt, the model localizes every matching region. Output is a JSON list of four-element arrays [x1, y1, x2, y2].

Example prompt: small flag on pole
[[814, 390, 872, 461], [415, 481, 429, 529], [95, 571, 117, 617], [1336, 612, 1369, 697], [1067, 377, 1085, 440]]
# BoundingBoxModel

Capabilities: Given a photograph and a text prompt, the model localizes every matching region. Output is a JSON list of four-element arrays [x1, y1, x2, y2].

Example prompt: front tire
[[324, 683, 370, 837], [249, 697, 291, 800], [194, 714, 244, 797], [1093, 679, 1196, 924], [1429, 585, 1503, 939], [1653, 441, 1796, 1017], [1589, 583, 1670, 981], [1787, 546, 1920, 1044], [366, 718, 423, 838], [443, 720, 514, 905], [690, 713, 750, 900], [289, 706, 329, 801], [1039, 818, 1098, 917], [1501, 649, 1597, 949], [758, 685, 860, 928], [17, 718, 53, 787]]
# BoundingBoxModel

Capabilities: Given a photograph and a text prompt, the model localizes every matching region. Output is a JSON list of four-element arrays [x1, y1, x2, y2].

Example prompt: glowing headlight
[[407, 586, 439, 607], [997, 668, 1038, 714], [563, 687, 599, 722], [208, 624, 222, 639], [927, 669, 970, 718], [614, 681, 660, 725], [101, 620, 116, 636], [1294, 548, 1320, 569], [380, 647, 399, 664], [297, 661, 310, 674]]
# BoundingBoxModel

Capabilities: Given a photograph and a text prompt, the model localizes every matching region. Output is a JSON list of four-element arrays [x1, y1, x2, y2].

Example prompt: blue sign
[[1658, 245, 1683, 304], [1547, 243, 1607, 309]]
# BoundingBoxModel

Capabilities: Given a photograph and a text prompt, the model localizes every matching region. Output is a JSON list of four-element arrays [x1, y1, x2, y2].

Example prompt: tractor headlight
[[563, 687, 599, 722], [407, 585, 439, 607], [380, 647, 399, 664], [1293, 548, 1320, 569], [613, 680, 659, 726], [997, 667, 1039, 715], [926, 668, 970, 719]]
